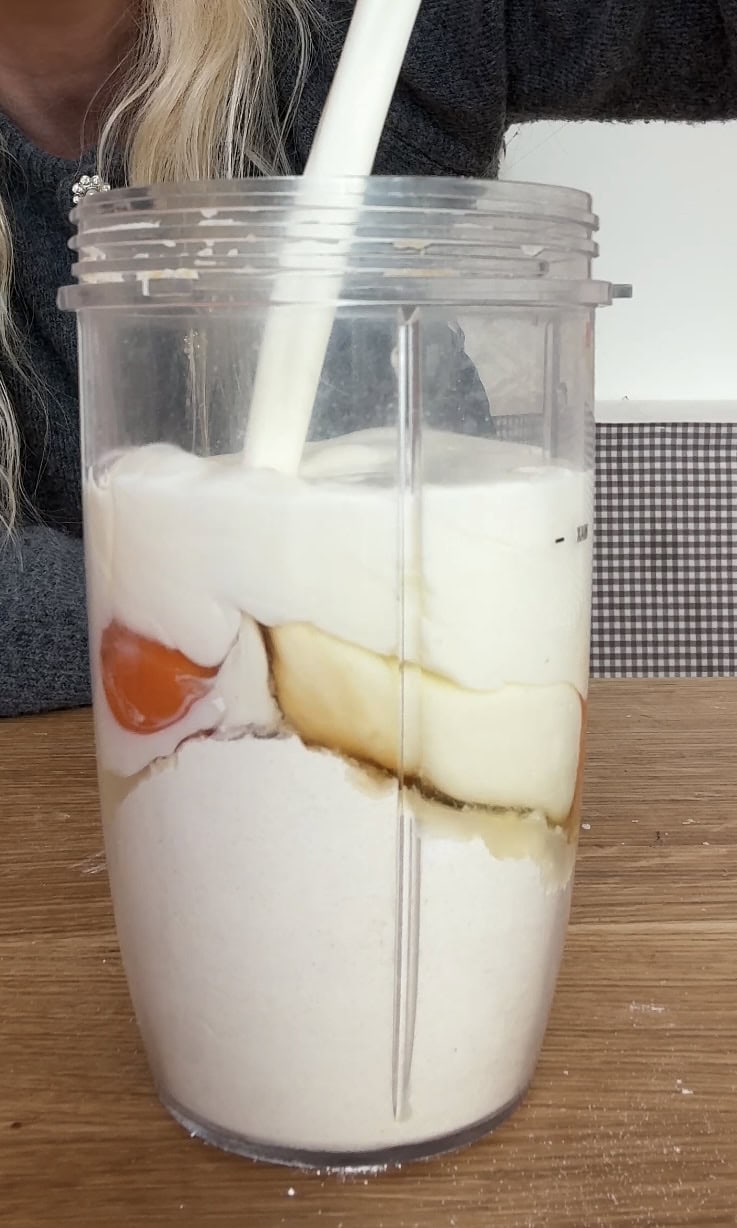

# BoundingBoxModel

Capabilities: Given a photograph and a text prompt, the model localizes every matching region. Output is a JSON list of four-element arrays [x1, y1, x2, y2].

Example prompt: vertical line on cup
[[392, 306, 423, 1122], [185, 327, 211, 456], [542, 316, 560, 460]]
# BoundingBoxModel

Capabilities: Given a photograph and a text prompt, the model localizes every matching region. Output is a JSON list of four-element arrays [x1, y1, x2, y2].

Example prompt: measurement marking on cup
[[555, 524, 589, 546]]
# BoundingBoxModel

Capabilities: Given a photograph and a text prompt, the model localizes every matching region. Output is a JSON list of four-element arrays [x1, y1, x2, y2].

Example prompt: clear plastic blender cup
[[60, 177, 612, 1168]]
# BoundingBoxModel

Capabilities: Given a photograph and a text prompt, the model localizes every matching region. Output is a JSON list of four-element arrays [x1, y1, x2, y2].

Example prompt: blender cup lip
[[68, 175, 600, 228], [59, 175, 615, 311], [58, 277, 616, 310]]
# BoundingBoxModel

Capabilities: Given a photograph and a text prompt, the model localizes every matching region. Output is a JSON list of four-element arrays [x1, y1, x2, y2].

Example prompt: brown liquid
[[104, 619, 586, 876], [561, 695, 588, 843], [266, 621, 584, 832]]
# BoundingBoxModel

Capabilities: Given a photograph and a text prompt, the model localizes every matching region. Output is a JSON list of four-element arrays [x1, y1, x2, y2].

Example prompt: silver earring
[[71, 174, 112, 207]]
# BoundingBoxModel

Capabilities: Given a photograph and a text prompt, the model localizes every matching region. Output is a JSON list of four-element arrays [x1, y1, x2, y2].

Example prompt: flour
[[104, 733, 573, 1153]]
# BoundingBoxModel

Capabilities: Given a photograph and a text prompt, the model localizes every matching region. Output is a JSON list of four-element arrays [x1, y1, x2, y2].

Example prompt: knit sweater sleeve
[[0, 527, 91, 717], [506, 1, 737, 124], [292, 2, 737, 180]]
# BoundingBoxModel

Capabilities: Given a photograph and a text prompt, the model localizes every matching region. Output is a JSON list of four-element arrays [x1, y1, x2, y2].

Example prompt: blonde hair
[[0, 0, 312, 531]]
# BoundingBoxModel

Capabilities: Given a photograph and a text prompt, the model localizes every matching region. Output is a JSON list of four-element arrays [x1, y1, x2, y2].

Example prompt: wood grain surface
[[1, 680, 735, 1228]]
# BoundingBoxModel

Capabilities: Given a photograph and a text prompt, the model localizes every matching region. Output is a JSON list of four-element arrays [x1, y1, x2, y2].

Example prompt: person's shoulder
[[276, 1, 507, 178]]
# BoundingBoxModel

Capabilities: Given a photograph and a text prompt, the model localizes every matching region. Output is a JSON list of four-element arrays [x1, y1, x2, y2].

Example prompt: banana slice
[[268, 622, 583, 823]]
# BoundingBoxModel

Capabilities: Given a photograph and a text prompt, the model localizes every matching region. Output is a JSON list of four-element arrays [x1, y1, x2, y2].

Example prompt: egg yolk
[[101, 621, 220, 734]]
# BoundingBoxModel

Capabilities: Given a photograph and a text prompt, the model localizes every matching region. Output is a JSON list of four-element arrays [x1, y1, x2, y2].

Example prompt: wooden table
[[1, 681, 735, 1228]]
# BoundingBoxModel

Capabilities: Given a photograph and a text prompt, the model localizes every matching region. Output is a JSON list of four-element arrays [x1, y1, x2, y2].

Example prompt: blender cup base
[[161, 1088, 527, 1171]]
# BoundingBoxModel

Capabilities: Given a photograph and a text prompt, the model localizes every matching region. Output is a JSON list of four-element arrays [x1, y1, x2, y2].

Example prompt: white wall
[[499, 121, 737, 417]]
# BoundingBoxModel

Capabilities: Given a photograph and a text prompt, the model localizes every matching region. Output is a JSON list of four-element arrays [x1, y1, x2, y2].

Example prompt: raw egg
[[101, 621, 220, 734]]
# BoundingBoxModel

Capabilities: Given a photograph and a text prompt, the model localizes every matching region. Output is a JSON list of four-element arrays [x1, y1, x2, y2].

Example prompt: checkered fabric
[[592, 422, 737, 677], [491, 415, 737, 676]]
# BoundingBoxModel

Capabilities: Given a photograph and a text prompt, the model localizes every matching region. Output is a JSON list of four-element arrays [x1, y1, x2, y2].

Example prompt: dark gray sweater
[[2, 0, 737, 717]]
